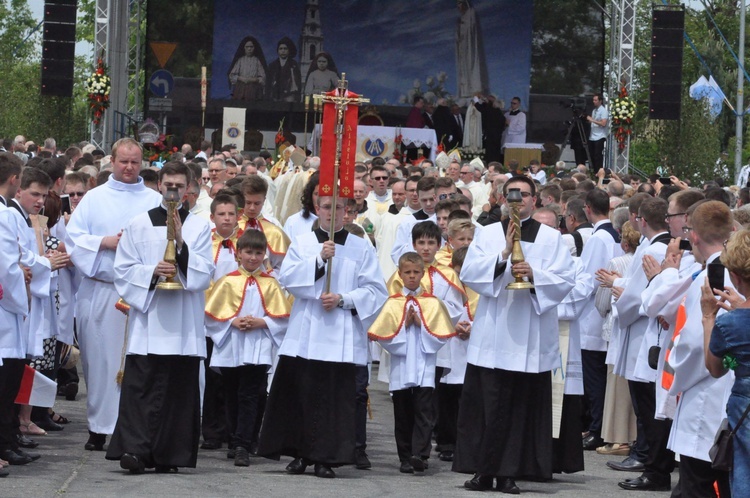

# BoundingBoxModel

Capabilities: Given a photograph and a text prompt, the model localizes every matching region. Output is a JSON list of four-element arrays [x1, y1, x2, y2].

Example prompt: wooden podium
[[504, 143, 543, 166]]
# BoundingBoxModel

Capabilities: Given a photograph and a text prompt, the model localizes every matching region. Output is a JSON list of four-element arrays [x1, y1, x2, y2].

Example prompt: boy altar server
[[257, 192, 388, 479], [205, 230, 290, 467], [106, 162, 213, 474], [369, 252, 454, 474], [238, 176, 289, 273]]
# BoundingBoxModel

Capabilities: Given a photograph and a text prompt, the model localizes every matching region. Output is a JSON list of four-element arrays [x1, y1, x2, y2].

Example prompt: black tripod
[[557, 115, 593, 167]]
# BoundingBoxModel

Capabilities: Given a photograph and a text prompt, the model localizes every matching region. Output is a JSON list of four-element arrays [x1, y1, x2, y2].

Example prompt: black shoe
[[438, 450, 454, 461], [14, 448, 40, 461], [63, 382, 78, 401], [497, 477, 521, 495], [200, 440, 222, 450], [618, 475, 670, 491], [314, 463, 335, 478], [464, 473, 494, 491], [16, 434, 38, 449], [582, 434, 604, 451], [227, 448, 236, 459], [409, 455, 426, 473], [234, 447, 250, 467], [34, 416, 63, 432], [0, 449, 32, 465], [84, 431, 106, 451], [154, 466, 178, 474], [399, 461, 414, 474], [286, 457, 308, 475], [120, 453, 145, 474], [355, 449, 371, 470], [607, 456, 645, 472]]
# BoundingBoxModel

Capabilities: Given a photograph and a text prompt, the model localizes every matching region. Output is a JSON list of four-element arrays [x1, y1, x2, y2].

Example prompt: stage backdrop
[[210, 0, 533, 108]]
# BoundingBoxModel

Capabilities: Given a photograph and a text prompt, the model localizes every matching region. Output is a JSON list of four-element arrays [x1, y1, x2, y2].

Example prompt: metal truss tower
[[606, 0, 637, 174], [91, 0, 145, 151]]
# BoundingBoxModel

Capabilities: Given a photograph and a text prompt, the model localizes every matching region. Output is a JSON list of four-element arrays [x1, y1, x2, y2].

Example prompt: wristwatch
[[337, 295, 344, 308]]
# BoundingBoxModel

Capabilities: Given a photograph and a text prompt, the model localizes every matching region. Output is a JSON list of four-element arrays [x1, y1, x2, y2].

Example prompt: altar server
[[65, 138, 161, 451], [106, 161, 213, 474], [257, 192, 388, 479]]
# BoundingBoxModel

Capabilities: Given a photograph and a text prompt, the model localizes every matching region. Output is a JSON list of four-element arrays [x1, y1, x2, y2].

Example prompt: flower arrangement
[[85, 56, 111, 125], [611, 86, 637, 151]]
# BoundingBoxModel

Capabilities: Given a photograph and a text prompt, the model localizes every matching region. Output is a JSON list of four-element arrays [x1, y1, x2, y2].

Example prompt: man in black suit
[[449, 103, 465, 150]]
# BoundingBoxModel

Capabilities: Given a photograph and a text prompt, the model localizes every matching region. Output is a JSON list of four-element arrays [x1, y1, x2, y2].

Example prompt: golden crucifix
[[313, 72, 370, 293]]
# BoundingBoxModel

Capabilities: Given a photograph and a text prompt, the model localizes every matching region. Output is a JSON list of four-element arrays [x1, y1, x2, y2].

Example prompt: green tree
[[0, 0, 91, 146], [627, 0, 746, 183]]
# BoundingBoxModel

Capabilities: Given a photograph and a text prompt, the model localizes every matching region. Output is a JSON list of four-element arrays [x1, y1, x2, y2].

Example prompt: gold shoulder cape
[[386, 264, 467, 302], [368, 293, 456, 341], [211, 228, 241, 263], [239, 216, 290, 256], [434, 246, 453, 268], [205, 268, 291, 321]]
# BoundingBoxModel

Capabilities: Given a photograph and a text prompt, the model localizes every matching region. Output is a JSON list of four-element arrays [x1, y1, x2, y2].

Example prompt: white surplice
[[578, 221, 623, 352], [277, 229, 388, 366], [460, 220, 576, 373], [380, 293, 448, 391], [65, 177, 162, 434], [114, 209, 213, 357], [613, 232, 670, 382], [206, 278, 288, 368], [8, 202, 52, 358], [667, 254, 734, 461], [0, 206, 30, 360]]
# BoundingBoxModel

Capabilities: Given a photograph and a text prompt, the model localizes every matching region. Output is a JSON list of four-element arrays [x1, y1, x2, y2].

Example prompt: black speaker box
[[42, 40, 75, 60], [44, 4, 76, 24]]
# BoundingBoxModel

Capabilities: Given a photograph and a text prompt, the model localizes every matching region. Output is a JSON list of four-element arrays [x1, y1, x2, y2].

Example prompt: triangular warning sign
[[150, 42, 177, 68]]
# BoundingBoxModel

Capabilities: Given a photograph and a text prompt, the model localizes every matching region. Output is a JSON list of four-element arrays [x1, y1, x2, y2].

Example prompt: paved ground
[[2, 364, 675, 498]]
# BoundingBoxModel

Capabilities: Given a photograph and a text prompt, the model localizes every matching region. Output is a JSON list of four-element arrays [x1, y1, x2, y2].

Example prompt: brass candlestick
[[505, 188, 534, 290], [156, 187, 184, 291]]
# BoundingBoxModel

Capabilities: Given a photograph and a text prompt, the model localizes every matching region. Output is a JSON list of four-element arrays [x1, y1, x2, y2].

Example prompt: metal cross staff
[[313, 72, 369, 293]]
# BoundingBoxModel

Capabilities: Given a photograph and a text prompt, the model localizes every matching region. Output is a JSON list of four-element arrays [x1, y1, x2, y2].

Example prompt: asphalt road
[[2, 364, 674, 498]]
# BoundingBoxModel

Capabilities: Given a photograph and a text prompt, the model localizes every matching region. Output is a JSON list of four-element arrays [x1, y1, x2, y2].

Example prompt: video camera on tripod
[[559, 97, 588, 123], [557, 96, 593, 166]]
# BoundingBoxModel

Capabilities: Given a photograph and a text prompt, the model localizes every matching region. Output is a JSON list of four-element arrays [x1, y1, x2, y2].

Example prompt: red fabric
[[319, 90, 359, 199], [14, 365, 35, 405]]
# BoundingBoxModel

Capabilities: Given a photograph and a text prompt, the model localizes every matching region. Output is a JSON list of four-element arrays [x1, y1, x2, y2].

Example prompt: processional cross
[[313, 73, 369, 292]]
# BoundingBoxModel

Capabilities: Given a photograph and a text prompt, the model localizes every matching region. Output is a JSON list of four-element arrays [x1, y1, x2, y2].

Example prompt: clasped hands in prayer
[[231, 315, 266, 332]]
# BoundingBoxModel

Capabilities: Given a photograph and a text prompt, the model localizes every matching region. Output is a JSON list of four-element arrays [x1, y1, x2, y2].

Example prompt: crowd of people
[[1, 131, 749, 497]]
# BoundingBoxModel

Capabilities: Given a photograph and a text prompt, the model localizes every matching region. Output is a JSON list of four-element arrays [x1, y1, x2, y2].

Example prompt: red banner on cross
[[319, 90, 360, 198]]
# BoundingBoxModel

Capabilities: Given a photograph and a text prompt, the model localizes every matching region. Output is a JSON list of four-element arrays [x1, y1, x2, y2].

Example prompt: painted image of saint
[[227, 35, 267, 101], [266, 37, 302, 102], [304, 52, 339, 96], [456, 0, 489, 98]]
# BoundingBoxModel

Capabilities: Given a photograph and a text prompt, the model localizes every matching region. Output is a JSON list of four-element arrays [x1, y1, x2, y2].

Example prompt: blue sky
[[211, 0, 533, 106]]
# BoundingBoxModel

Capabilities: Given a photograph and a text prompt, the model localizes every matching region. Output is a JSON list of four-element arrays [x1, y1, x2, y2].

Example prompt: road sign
[[149, 69, 174, 97], [148, 98, 172, 112]]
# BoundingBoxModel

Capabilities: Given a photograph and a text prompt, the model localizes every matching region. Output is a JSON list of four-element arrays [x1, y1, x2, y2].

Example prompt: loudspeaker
[[649, 7, 685, 120], [44, 4, 76, 24], [40, 0, 77, 97]]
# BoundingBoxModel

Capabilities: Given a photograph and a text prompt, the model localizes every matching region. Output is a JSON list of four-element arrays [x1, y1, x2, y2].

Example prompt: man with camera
[[587, 94, 609, 175]]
